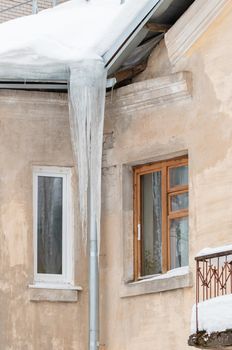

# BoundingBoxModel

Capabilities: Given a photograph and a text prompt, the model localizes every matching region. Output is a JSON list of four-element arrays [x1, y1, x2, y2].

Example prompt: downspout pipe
[[68, 59, 107, 350], [88, 182, 99, 350]]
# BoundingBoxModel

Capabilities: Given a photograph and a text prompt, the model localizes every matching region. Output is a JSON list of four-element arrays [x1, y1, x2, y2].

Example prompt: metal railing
[[195, 249, 232, 332], [0, 0, 68, 23]]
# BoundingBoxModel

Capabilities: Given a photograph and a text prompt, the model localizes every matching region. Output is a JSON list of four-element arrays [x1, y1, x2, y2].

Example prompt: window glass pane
[[169, 165, 188, 188], [37, 176, 63, 274], [170, 216, 188, 269], [141, 171, 162, 276], [171, 192, 188, 212]]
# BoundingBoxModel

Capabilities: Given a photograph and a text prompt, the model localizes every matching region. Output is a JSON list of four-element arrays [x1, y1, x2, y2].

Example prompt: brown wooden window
[[133, 156, 188, 280]]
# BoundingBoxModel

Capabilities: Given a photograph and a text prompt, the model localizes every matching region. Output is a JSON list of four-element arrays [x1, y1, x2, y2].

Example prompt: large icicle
[[69, 59, 106, 251], [68, 58, 107, 350]]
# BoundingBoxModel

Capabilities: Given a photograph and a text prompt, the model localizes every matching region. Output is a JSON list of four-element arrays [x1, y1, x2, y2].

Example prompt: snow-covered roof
[[0, 0, 160, 80]]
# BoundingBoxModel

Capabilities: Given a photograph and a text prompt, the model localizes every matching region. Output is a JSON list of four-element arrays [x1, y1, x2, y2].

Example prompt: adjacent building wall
[[0, 0, 68, 23], [0, 3, 232, 350]]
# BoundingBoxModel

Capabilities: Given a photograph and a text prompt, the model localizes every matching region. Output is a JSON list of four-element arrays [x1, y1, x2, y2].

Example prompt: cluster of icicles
[[69, 58, 107, 254]]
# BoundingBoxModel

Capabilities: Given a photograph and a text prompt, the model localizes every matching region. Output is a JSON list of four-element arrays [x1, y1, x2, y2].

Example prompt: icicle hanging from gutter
[[68, 59, 107, 254]]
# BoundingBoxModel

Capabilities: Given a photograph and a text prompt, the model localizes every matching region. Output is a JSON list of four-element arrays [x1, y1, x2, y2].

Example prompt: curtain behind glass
[[37, 176, 63, 274], [141, 171, 162, 276], [170, 216, 188, 269], [152, 172, 162, 273]]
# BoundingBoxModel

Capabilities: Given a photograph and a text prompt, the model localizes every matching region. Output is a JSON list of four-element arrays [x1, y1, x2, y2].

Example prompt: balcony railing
[[195, 249, 232, 333], [0, 0, 68, 24]]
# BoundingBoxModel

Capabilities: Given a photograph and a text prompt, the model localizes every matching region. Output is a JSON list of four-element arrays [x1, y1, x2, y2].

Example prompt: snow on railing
[[0, 0, 68, 23], [195, 247, 232, 332]]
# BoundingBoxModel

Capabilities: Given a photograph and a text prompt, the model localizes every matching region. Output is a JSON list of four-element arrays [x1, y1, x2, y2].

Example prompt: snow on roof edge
[[0, 0, 160, 81]]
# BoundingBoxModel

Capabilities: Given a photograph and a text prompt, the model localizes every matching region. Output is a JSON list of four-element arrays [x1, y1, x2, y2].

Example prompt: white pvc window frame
[[33, 166, 73, 287]]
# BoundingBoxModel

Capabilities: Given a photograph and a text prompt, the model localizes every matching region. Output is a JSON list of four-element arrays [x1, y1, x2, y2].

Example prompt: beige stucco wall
[[0, 92, 88, 349], [1, 3, 232, 350], [101, 4, 232, 350]]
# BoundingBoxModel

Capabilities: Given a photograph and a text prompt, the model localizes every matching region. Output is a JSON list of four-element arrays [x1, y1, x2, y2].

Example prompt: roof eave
[[104, 0, 162, 75]]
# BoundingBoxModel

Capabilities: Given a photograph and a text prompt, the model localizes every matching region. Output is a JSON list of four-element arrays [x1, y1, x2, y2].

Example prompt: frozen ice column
[[69, 59, 107, 350]]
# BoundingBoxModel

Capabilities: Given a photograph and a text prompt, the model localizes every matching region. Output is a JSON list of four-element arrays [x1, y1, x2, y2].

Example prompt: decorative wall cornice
[[0, 72, 192, 116], [165, 0, 229, 65], [106, 72, 192, 115]]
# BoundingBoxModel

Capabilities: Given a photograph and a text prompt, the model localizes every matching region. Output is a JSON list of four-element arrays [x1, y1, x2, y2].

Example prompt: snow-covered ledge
[[196, 244, 232, 258], [165, 0, 229, 65], [120, 267, 192, 298], [106, 71, 192, 116], [189, 295, 232, 348], [189, 245, 232, 348], [191, 294, 232, 332]]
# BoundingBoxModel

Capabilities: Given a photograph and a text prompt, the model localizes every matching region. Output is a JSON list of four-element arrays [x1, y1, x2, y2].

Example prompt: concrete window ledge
[[120, 268, 193, 298], [29, 284, 82, 302]]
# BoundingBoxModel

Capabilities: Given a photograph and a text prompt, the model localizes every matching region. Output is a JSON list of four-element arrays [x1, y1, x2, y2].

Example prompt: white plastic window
[[33, 166, 73, 286]]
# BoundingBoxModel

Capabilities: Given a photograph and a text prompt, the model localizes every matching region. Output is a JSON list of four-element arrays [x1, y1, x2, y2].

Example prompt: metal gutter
[[0, 82, 67, 91], [0, 78, 117, 91]]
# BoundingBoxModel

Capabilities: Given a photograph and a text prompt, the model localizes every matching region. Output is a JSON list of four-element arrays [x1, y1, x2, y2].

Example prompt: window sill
[[120, 266, 193, 298], [29, 283, 82, 302]]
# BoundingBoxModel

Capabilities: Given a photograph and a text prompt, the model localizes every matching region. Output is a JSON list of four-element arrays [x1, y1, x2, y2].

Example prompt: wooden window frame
[[133, 156, 188, 281], [33, 166, 74, 287]]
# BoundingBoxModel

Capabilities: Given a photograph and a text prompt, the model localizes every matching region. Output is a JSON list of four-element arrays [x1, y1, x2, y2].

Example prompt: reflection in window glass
[[37, 176, 63, 274], [141, 171, 162, 276], [169, 165, 188, 188], [171, 192, 188, 211], [170, 217, 188, 269]]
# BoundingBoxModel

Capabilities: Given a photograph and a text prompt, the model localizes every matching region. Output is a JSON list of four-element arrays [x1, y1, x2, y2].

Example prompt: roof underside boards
[[150, 0, 195, 24], [0, 0, 195, 89], [108, 0, 195, 74]]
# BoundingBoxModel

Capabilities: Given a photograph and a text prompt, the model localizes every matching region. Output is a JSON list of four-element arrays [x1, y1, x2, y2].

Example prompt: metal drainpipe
[[88, 179, 99, 350]]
